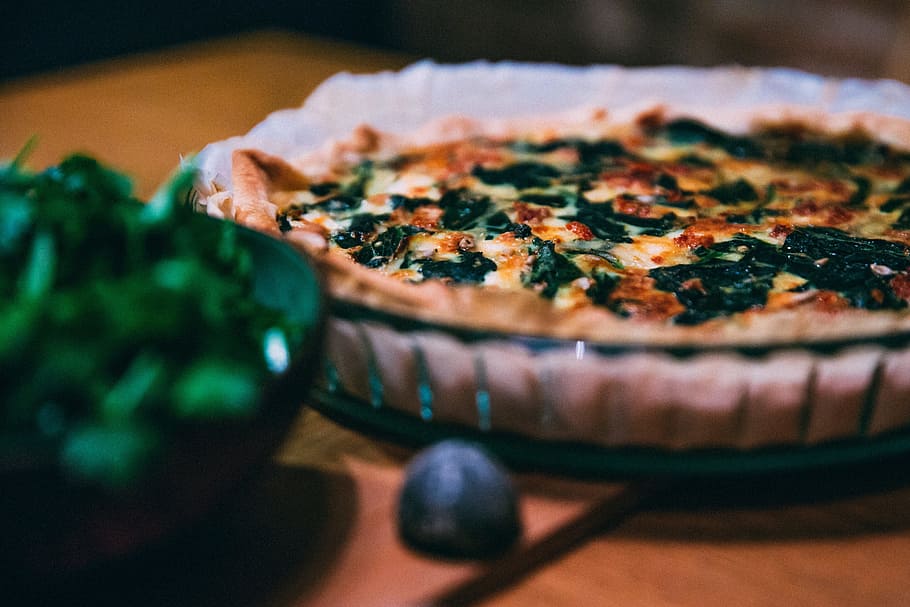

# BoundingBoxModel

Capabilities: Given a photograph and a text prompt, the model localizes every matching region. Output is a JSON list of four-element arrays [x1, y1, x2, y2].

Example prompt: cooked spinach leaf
[[340, 160, 374, 197], [472, 162, 561, 189], [613, 211, 678, 235], [312, 194, 363, 213], [584, 269, 619, 305], [662, 119, 764, 159], [524, 240, 583, 298], [895, 208, 910, 230], [782, 227, 910, 270], [655, 173, 679, 191], [725, 208, 783, 225], [650, 258, 777, 324], [779, 228, 908, 308], [881, 196, 910, 213], [333, 213, 387, 248], [480, 210, 511, 236], [389, 193, 437, 211], [309, 181, 338, 196], [784, 140, 845, 164], [519, 192, 575, 208], [354, 225, 421, 267], [704, 178, 759, 204], [510, 138, 627, 164], [419, 251, 497, 284], [780, 138, 889, 166], [677, 154, 715, 168], [482, 209, 533, 239], [696, 228, 910, 312], [701, 234, 783, 265], [438, 189, 492, 230], [562, 199, 631, 243], [848, 176, 871, 207]]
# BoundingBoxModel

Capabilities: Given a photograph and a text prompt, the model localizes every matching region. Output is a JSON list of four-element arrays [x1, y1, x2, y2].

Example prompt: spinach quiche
[[196, 64, 910, 452]]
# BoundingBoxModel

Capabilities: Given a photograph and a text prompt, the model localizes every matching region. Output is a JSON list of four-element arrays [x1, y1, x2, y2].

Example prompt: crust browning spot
[[349, 124, 382, 154], [230, 149, 314, 235]]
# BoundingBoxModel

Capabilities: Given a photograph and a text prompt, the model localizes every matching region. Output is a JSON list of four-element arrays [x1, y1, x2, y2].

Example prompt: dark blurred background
[[3, 0, 909, 82]]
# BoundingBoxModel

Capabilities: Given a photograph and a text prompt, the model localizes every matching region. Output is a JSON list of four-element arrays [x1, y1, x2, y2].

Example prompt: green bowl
[[0, 223, 324, 582]]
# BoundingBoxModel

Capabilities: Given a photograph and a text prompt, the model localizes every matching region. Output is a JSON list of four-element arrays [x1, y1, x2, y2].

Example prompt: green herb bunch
[[0, 149, 304, 487]]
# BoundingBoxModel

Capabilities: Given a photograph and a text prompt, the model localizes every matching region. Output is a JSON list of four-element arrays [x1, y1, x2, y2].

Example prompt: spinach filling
[[510, 138, 628, 162], [880, 189, 910, 230], [561, 199, 631, 243], [472, 162, 561, 189], [848, 176, 871, 207], [418, 251, 497, 284], [524, 240, 583, 298], [340, 160, 374, 197], [563, 196, 679, 240], [439, 189, 492, 230], [333, 213, 388, 249], [894, 208, 910, 230], [880, 196, 910, 214], [780, 227, 910, 309], [389, 193, 436, 212], [308, 181, 339, 196], [311, 194, 363, 213], [326, 121, 910, 325], [482, 210, 532, 239], [661, 119, 765, 159], [783, 139, 891, 167], [507, 138, 630, 179], [704, 178, 759, 204], [725, 208, 783, 225], [585, 269, 620, 306], [613, 210, 678, 235], [354, 225, 423, 268], [661, 118, 904, 169], [654, 227, 910, 323], [519, 192, 576, 208], [650, 258, 777, 325]]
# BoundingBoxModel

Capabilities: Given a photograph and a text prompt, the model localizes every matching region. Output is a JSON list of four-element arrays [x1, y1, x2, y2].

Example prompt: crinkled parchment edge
[[197, 60, 910, 191]]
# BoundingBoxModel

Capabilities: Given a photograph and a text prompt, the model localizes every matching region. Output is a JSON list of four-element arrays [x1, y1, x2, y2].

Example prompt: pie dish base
[[309, 386, 910, 477], [317, 309, 910, 452]]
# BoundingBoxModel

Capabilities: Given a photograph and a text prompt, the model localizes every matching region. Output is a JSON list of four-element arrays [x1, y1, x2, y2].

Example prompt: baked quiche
[[196, 64, 910, 452]]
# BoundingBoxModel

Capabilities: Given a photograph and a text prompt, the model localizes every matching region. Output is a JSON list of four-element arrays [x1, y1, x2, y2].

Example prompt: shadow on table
[[13, 463, 358, 607], [13, 444, 910, 605], [626, 450, 910, 542]]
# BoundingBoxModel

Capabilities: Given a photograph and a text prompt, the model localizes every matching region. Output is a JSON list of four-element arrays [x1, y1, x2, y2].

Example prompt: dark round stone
[[397, 439, 522, 559]]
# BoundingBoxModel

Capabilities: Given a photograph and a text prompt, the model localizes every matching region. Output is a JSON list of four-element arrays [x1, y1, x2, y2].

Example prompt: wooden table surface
[[5, 30, 910, 607]]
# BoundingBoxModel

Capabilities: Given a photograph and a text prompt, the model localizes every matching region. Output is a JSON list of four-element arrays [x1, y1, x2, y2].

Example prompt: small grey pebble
[[397, 439, 522, 559]]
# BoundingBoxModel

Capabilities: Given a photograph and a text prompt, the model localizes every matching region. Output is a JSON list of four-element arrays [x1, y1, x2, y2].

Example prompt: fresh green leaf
[[61, 423, 158, 487], [173, 360, 259, 419]]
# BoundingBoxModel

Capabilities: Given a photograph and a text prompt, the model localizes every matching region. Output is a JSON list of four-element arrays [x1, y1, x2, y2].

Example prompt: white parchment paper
[[197, 61, 910, 191]]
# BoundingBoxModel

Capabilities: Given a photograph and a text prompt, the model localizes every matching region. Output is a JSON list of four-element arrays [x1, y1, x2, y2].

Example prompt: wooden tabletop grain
[[5, 30, 910, 607]]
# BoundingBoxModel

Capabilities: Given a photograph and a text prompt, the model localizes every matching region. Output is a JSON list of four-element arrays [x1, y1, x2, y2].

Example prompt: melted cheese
[[279, 121, 910, 324]]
